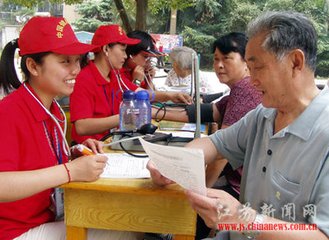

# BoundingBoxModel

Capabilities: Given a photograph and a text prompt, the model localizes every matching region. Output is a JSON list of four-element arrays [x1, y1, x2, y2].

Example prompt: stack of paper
[[100, 153, 150, 178]]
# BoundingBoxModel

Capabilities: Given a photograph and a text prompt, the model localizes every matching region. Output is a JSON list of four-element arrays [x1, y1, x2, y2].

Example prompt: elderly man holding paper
[[147, 11, 329, 240]]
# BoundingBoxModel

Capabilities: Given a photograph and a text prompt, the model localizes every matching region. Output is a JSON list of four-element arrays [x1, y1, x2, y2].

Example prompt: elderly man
[[147, 11, 329, 240]]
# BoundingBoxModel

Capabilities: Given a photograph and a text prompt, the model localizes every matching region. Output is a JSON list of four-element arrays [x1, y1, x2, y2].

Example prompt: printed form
[[100, 153, 150, 178], [140, 138, 207, 195]]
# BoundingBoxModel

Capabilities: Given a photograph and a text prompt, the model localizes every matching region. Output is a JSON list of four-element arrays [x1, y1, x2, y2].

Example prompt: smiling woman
[[0, 16, 142, 240]]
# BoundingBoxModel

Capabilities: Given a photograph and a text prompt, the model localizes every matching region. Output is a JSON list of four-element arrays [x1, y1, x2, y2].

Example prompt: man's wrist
[[242, 212, 265, 239]]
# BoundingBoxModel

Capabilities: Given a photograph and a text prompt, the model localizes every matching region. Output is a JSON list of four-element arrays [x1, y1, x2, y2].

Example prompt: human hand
[[68, 155, 107, 182], [144, 62, 156, 80], [132, 65, 145, 82], [146, 160, 174, 186], [167, 92, 192, 104], [186, 188, 253, 229], [82, 138, 104, 154]]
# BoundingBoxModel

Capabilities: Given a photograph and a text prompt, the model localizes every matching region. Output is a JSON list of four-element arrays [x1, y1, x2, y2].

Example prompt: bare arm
[[205, 122, 229, 188], [152, 107, 189, 122], [0, 165, 70, 202], [153, 91, 192, 104], [74, 115, 119, 136], [0, 154, 107, 203], [206, 158, 228, 187], [139, 87, 192, 104], [185, 137, 224, 165]]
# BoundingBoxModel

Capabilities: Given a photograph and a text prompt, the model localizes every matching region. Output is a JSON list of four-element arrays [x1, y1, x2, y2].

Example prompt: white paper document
[[140, 138, 207, 195], [100, 153, 150, 178]]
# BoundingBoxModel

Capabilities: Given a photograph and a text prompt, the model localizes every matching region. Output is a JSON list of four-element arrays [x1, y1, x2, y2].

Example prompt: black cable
[[152, 102, 189, 123], [154, 102, 167, 122], [118, 133, 149, 158], [99, 131, 114, 142]]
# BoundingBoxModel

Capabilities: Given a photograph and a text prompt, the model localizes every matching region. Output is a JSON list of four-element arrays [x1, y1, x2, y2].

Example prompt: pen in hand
[[70, 144, 95, 159]]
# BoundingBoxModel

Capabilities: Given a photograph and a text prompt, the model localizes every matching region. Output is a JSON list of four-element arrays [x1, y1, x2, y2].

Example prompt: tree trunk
[[169, 8, 177, 34], [135, 0, 147, 30], [113, 0, 132, 32]]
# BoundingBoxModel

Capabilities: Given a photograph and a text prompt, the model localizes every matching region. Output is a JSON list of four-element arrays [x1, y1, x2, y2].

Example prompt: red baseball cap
[[92, 24, 141, 52], [18, 16, 97, 56]]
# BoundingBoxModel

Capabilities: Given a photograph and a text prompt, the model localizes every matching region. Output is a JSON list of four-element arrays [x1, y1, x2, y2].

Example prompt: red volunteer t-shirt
[[70, 61, 138, 143], [0, 84, 68, 240]]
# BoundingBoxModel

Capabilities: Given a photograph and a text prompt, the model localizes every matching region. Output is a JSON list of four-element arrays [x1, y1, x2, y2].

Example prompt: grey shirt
[[210, 88, 329, 237]]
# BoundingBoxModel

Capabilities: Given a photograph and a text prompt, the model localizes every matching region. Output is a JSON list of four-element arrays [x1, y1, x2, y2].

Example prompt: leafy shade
[[181, 26, 216, 69], [73, 0, 116, 32], [148, 0, 196, 15], [3, 0, 83, 8]]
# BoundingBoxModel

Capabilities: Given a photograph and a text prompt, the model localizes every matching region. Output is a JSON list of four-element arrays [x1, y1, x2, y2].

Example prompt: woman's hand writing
[[67, 155, 107, 182]]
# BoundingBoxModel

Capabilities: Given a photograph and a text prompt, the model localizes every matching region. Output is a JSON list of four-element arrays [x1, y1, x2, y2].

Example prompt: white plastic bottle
[[119, 90, 137, 131], [135, 90, 151, 129]]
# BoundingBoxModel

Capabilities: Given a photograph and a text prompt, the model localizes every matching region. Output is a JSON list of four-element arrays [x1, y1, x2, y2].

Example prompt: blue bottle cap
[[135, 90, 149, 100], [122, 90, 135, 100]]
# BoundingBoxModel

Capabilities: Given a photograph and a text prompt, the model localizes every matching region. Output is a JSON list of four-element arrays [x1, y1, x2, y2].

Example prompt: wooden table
[[62, 177, 196, 240]]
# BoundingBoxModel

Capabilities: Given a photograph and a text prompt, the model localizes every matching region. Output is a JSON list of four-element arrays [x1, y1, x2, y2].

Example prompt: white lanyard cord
[[116, 71, 130, 92], [23, 83, 70, 158], [108, 59, 129, 92], [144, 72, 154, 91]]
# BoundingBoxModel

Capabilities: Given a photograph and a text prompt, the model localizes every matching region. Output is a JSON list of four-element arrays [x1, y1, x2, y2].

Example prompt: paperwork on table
[[100, 153, 150, 178]]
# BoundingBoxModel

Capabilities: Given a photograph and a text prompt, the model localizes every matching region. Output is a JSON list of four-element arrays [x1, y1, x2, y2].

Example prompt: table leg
[[66, 226, 87, 240]]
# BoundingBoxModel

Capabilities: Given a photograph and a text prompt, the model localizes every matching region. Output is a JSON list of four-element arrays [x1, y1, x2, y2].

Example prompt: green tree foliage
[[148, 0, 196, 15], [3, 0, 83, 8], [4, 0, 329, 76], [73, 0, 117, 32], [181, 26, 216, 69], [171, 0, 329, 75]]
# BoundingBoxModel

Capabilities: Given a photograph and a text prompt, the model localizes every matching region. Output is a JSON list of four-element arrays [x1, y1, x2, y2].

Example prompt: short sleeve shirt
[[215, 76, 262, 126], [70, 61, 138, 143], [0, 85, 68, 240], [210, 88, 329, 237]]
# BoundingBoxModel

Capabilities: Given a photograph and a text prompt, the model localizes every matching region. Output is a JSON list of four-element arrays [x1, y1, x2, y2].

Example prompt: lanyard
[[23, 83, 70, 158], [115, 71, 129, 93], [102, 85, 114, 116], [102, 85, 125, 115], [43, 121, 63, 164]]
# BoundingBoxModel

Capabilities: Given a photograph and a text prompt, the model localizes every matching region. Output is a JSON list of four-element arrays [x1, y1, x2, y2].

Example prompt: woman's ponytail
[[0, 39, 21, 95]]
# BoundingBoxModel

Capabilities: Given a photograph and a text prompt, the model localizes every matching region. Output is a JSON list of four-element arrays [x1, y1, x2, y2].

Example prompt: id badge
[[51, 188, 64, 220]]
